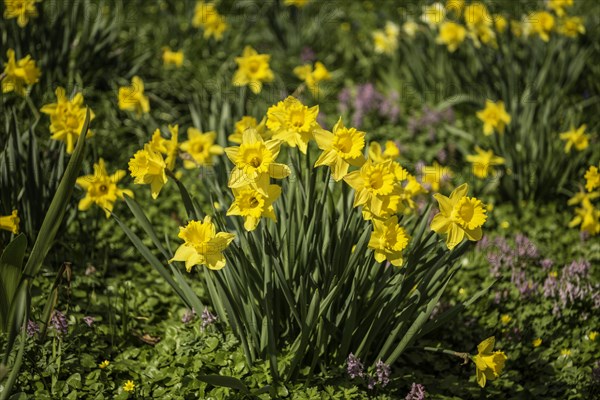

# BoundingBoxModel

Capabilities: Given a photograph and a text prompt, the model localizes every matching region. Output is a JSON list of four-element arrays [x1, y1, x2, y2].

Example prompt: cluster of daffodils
[[568, 163, 600, 236], [406, 0, 586, 54], [1, 49, 41, 96], [192, 1, 228, 41], [41, 87, 95, 154]]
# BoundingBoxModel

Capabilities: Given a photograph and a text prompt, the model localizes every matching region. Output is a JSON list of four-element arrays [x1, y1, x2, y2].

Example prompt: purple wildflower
[[346, 353, 364, 379], [83, 316, 95, 327], [51, 310, 68, 336], [405, 383, 427, 400], [182, 308, 195, 324], [300, 47, 316, 63], [375, 360, 391, 387], [26, 320, 40, 337], [540, 258, 553, 270], [201, 307, 218, 330]]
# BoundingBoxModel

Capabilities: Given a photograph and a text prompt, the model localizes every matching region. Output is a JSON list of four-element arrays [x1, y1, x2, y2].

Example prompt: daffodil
[[162, 47, 184, 67], [148, 125, 179, 170], [313, 118, 366, 181], [192, 2, 228, 40], [123, 380, 135, 392], [2, 49, 40, 96], [547, 0, 573, 17], [41, 87, 94, 154], [476, 100, 511, 136], [344, 160, 400, 217], [465, 146, 505, 179], [559, 124, 590, 153], [368, 141, 400, 163], [372, 21, 400, 55], [129, 144, 168, 199], [368, 216, 409, 267], [170, 216, 235, 271], [420, 161, 453, 192], [402, 20, 420, 38], [436, 21, 467, 52], [3, 0, 39, 27], [0, 210, 19, 234], [446, 0, 465, 16], [584, 165, 599, 192], [232, 46, 274, 94], [118, 76, 150, 117], [180, 128, 223, 168], [494, 14, 508, 33], [266, 96, 320, 154], [431, 183, 487, 250], [284, 0, 309, 7], [464, 2, 492, 29], [227, 184, 281, 231], [527, 11, 555, 42], [557, 16, 585, 37], [293, 61, 332, 96], [225, 128, 290, 193], [76, 159, 133, 218], [421, 2, 445, 27], [569, 198, 600, 235], [472, 337, 507, 388]]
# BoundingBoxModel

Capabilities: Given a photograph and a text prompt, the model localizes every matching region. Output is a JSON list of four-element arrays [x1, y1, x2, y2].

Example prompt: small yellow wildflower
[[532, 338, 542, 347], [170, 216, 235, 271], [472, 336, 507, 388], [2, 49, 41, 96], [584, 165, 600, 192], [99, 360, 110, 369], [180, 128, 223, 168], [266, 96, 320, 154], [76, 159, 133, 218], [192, 2, 228, 40], [41, 87, 95, 154], [118, 76, 150, 117], [162, 47, 184, 67], [3, 0, 39, 27], [123, 380, 135, 392], [559, 124, 590, 153], [465, 146, 505, 179], [476, 100, 511, 136], [588, 331, 599, 341], [500, 220, 510, 229], [500, 314, 512, 325], [129, 144, 168, 199], [431, 183, 487, 250], [368, 216, 410, 267], [528, 11, 555, 42], [560, 348, 572, 357], [436, 21, 467, 52], [232, 46, 274, 94], [313, 117, 366, 181], [0, 210, 19, 234], [227, 184, 281, 231], [549, 271, 558, 278]]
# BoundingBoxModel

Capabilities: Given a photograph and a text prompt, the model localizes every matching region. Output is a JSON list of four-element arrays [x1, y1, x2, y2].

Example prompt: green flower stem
[[423, 346, 471, 364]]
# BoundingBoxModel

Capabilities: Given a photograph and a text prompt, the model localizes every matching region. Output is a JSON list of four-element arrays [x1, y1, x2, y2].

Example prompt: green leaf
[[196, 375, 250, 394], [0, 234, 27, 331]]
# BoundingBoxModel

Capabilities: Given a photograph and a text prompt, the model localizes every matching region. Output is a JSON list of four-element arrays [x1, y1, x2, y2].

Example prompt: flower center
[[66, 115, 79, 130], [289, 109, 305, 128], [98, 184, 108, 194], [368, 170, 384, 190], [248, 60, 260, 74]]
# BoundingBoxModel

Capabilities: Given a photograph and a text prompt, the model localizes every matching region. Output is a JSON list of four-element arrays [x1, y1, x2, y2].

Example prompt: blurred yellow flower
[[192, 2, 227, 40], [129, 144, 168, 199], [472, 336, 507, 388], [180, 128, 223, 168], [589, 331, 598, 341], [372, 21, 400, 55], [3, 0, 39, 27], [2, 49, 41, 96], [284, 0, 309, 7], [123, 380, 135, 392], [584, 165, 599, 192], [162, 47, 184, 67], [0, 210, 19, 234], [436, 21, 467, 52], [494, 14, 508, 33], [477, 100, 511, 136], [500, 220, 510, 229], [118, 76, 150, 117], [558, 16, 585, 37], [464, 2, 492, 29], [421, 2, 445, 27], [402, 20, 420, 38], [293, 61, 332, 96], [228, 116, 271, 144], [528, 11, 555, 42], [227, 184, 281, 231], [532, 338, 542, 347], [569, 198, 600, 235], [233, 46, 274, 94], [98, 360, 110, 369], [431, 183, 487, 250], [344, 160, 398, 217], [41, 87, 95, 154], [148, 125, 179, 171], [421, 161, 452, 192], [170, 216, 235, 271], [368, 216, 409, 267], [225, 128, 290, 193], [560, 348, 572, 357], [368, 141, 400, 163], [500, 314, 512, 325], [547, 0, 573, 17], [559, 124, 590, 153], [267, 96, 319, 154], [446, 0, 464, 16], [76, 159, 133, 218], [465, 146, 505, 179], [314, 117, 366, 181]]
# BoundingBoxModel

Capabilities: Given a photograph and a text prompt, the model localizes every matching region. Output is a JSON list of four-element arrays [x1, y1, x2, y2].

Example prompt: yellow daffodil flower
[[162, 47, 184, 67], [266, 96, 320, 154], [284, 0, 309, 7], [0, 210, 19, 234], [232, 46, 274, 94], [368, 216, 409, 267], [3, 0, 39, 27], [476, 100, 511, 136], [558, 16, 585, 37], [2, 49, 41, 96], [192, 2, 228, 40], [527, 11, 555, 42], [560, 124, 590, 153], [584, 165, 600, 192], [421, 2, 445, 27], [344, 160, 400, 217], [372, 21, 400, 55], [129, 144, 168, 199], [547, 0, 573, 17], [472, 336, 507, 388], [170, 216, 235, 271], [227, 184, 281, 231], [118, 76, 150, 117], [446, 0, 465, 16], [465, 146, 505, 179], [436, 21, 467, 52], [228, 116, 272, 144], [180, 128, 223, 168], [569, 198, 600, 235], [293, 61, 332, 96], [368, 141, 400, 163], [420, 161, 452, 192]]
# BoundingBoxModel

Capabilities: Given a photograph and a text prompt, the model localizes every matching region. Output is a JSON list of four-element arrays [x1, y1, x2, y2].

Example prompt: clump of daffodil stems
[[121, 95, 490, 382]]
